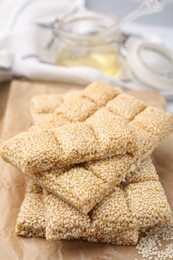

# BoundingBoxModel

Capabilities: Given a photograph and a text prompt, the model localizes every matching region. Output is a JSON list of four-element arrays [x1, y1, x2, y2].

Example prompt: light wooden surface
[[0, 81, 10, 137]]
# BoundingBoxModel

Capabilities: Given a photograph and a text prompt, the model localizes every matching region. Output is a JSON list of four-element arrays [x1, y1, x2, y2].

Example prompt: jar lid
[[126, 40, 173, 92]]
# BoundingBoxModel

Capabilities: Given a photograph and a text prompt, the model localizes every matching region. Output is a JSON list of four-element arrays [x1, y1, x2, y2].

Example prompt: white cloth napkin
[[0, 0, 149, 88], [0, 0, 173, 98], [0, 0, 122, 86]]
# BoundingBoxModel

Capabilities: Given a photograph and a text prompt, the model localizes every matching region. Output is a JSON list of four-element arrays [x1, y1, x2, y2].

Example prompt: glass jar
[[56, 10, 121, 76]]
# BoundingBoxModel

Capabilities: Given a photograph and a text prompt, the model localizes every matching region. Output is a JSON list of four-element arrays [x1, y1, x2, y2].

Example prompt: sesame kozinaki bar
[[15, 181, 45, 238], [1, 83, 172, 174]]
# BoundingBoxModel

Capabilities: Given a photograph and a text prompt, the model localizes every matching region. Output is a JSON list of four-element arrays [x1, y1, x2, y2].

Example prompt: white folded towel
[[0, 0, 173, 94]]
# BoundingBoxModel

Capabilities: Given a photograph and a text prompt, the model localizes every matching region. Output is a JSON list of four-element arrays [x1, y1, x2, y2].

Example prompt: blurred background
[[0, 0, 173, 111], [87, 0, 173, 26], [1, 0, 173, 28]]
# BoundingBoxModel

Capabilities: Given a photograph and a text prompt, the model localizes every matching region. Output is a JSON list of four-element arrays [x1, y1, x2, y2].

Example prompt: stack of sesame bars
[[1, 81, 173, 245]]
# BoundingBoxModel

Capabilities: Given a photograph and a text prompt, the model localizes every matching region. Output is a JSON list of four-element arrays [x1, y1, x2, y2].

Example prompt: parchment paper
[[0, 81, 172, 260]]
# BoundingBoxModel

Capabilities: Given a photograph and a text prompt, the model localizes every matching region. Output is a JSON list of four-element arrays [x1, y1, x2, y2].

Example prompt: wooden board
[[0, 81, 10, 137], [0, 80, 172, 260]]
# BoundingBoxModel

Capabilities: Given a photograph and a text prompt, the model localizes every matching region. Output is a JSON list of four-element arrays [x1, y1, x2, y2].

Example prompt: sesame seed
[[136, 216, 173, 259]]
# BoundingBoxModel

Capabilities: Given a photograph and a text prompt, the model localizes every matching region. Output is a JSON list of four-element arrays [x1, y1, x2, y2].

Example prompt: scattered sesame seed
[[136, 215, 173, 259]]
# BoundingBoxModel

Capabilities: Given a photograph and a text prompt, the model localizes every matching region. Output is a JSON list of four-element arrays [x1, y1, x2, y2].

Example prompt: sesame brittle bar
[[30, 155, 135, 214], [16, 158, 171, 245], [45, 179, 171, 243], [30, 81, 119, 126], [1, 108, 137, 173], [1, 86, 173, 175], [15, 181, 45, 238], [44, 189, 139, 245]]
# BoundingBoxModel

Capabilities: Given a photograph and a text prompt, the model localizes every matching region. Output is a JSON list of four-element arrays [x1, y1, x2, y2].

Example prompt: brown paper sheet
[[0, 80, 172, 260]]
